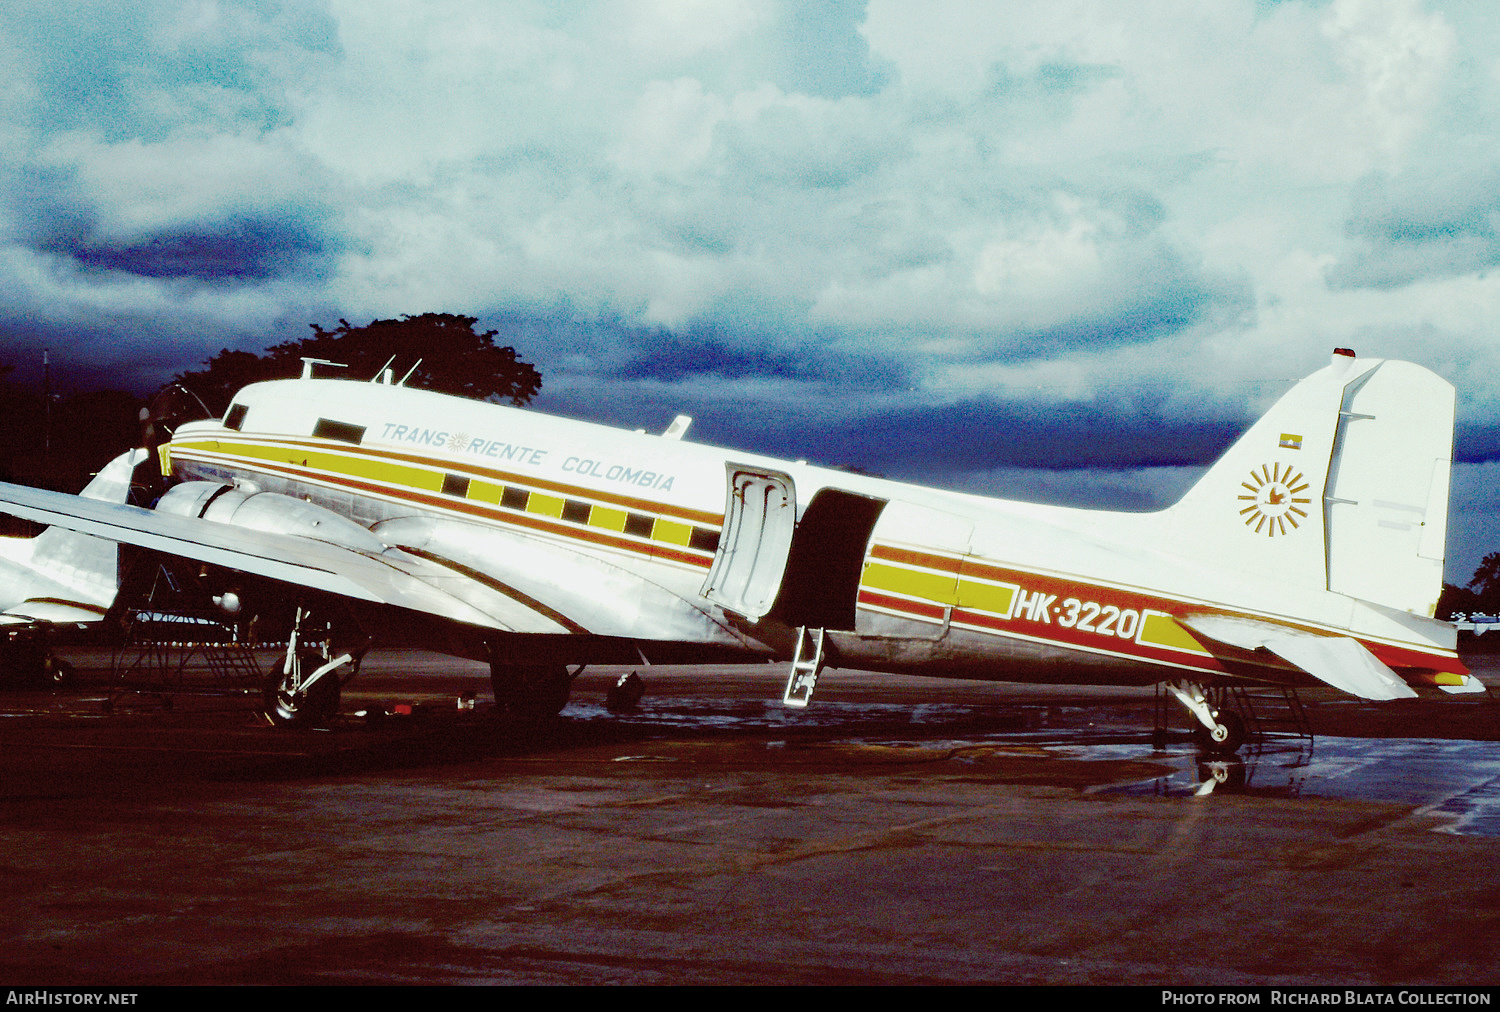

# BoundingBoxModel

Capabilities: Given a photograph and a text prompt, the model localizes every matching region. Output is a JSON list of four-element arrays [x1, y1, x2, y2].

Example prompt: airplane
[[0, 347, 1478, 749], [0, 448, 148, 684]]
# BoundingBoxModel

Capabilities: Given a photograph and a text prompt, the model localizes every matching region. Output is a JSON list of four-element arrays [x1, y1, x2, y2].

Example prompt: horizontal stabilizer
[[1261, 633, 1417, 700], [1181, 614, 1417, 700]]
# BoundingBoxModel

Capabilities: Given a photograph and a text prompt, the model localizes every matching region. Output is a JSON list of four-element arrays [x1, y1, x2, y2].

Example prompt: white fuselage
[[161, 378, 1464, 688]]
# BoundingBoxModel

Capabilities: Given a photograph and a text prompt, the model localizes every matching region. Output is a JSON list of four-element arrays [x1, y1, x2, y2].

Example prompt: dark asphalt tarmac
[[0, 646, 1496, 985]]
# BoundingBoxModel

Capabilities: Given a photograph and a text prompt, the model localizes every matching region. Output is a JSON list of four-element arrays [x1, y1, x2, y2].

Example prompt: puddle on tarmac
[[571, 697, 1500, 836], [1083, 735, 1500, 837]]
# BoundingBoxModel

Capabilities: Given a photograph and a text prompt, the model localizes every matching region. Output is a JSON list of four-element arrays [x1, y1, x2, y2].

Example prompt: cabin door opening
[[702, 468, 888, 630], [701, 467, 797, 621], [770, 488, 887, 630]]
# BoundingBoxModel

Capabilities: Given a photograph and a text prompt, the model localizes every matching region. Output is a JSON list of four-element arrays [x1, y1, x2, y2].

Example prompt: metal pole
[[42, 348, 50, 460]]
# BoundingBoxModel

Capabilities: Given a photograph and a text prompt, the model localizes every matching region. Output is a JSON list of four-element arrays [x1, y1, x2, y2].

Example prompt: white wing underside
[[0, 481, 733, 641]]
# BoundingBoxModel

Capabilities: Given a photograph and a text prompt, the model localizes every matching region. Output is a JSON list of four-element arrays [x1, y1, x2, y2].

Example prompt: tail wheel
[[264, 649, 342, 728], [490, 663, 571, 717], [1194, 709, 1247, 755]]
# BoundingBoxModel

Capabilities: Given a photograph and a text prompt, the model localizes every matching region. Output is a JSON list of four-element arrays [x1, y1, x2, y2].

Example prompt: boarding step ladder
[[782, 626, 825, 708], [1223, 684, 1313, 746], [108, 563, 268, 710]]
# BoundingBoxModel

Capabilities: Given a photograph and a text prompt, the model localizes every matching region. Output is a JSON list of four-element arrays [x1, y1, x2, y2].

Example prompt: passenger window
[[313, 418, 366, 444]]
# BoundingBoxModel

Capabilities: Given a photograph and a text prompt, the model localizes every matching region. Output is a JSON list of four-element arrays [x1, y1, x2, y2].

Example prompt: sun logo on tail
[[1238, 464, 1310, 537]]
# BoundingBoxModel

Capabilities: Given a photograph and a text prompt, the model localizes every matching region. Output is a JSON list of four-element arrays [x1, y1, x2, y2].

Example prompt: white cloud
[[37, 131, 326, 241], [612, 77, 727, 177], [611, 0, 768, 62], [2, 0, 1500, 484], [1324, 0, 1456, 164]]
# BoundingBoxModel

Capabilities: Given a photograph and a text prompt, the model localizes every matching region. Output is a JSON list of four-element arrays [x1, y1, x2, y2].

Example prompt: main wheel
[[264, 650, 342, 728], [490, 662, 571, 717], [1193, 709, 1247, 755]]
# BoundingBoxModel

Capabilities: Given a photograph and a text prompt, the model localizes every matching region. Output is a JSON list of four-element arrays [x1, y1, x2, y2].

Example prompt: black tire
[[605, 671, 645, 713], [47, 657, 73, 687], [264, 651, 342, 728], [1193, 708, 1247, 754], [490, 662, 571, 717]]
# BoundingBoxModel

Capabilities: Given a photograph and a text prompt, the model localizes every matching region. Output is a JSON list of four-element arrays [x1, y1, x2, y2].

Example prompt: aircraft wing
[[0, 481, 752, 646], [1179, 613, 1419, 700], [0, 542, 116, 627], [0, 480, 540, 631]]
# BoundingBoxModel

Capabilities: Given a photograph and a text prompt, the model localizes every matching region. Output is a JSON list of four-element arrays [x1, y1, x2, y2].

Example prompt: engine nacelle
[[156, 482, 387, 555]]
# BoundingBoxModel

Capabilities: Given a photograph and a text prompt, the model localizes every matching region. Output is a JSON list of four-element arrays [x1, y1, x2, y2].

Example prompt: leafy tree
[[172, 349, 268, 416], [1468, 551, 1500, 612], [176, 313, 542, 414], [1438, 582, 1481, 620]]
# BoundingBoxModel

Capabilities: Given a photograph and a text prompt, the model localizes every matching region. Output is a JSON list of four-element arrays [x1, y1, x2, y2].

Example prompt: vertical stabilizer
[[1161, 352, 1454, 617], [28, 449, 146, 572]]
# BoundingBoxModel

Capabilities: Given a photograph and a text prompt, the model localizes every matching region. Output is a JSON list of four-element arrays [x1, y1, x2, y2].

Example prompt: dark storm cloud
[[1453, 423, 1500, 465], [479, 306, 909, 391], [754, 395, 1248, 474], [538, 374, 1247, 479], [54, 216, 334, 284], [615, 324, 909, 388], [2, 161, 336, 285], [997, 267, 1239, 362], [0, 296, 332, 397]]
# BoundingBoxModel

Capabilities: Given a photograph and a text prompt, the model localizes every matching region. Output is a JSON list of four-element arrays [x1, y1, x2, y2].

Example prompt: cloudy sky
[[3, 0, 1499, 582]]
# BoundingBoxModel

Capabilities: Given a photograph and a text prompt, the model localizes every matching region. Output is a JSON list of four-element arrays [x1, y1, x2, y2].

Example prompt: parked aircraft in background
[[0, 449, 151, 684], [0, 451, 142, 626], [0, 349, 1476, 749]]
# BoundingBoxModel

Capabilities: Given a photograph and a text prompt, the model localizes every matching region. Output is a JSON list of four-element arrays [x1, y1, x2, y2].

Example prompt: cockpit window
[[224, 403, 248, 431]]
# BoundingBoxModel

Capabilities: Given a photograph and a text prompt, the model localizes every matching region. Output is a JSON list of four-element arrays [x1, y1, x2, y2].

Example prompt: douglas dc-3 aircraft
[[0, 348, 1478, 749]]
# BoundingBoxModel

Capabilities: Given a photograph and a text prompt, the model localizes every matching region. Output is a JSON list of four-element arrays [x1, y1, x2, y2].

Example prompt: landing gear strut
[[263, 607, 363, 728], [1165, 680, 1248, 755]]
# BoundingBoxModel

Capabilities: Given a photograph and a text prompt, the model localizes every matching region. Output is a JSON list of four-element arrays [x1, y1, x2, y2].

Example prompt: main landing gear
[[263, 607, 364, 728], [1163, 680, 1248, 755], [488, 650, 576, 719]]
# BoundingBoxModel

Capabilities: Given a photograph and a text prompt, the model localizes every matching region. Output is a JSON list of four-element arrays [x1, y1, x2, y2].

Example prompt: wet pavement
[[0, 648, 1497, 985]]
